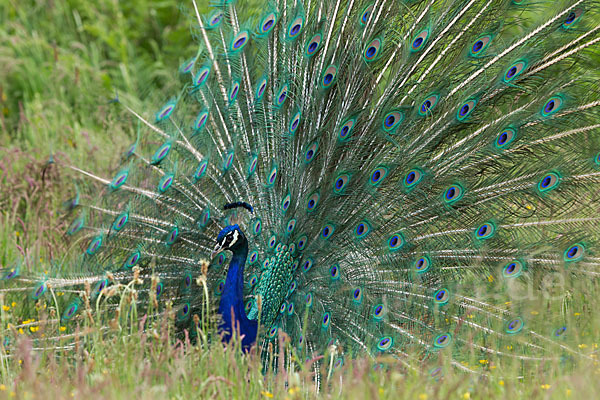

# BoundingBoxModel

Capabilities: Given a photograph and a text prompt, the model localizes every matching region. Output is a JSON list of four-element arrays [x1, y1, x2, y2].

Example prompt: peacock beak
[[211, 241, 224, 259]]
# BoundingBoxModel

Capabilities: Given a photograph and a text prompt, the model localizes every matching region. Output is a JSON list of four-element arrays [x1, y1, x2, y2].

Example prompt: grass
[[1, 0, 600, 398]]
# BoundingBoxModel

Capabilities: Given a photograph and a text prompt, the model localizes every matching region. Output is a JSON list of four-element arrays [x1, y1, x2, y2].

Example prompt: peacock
[[2, 0, 600, 379]]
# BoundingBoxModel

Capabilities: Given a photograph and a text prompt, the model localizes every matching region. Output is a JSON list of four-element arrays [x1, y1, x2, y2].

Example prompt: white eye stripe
[[229, 230, 239, 247]]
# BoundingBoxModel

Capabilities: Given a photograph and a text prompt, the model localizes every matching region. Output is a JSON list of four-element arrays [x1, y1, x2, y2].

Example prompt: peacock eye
[[194, 67, 211, 87], [290, 111, 301, 134], [538, 172, 560, 192], [387, 233, 404, 251], [554, 326, 567, 337], [564, 243, 585, 262], [495, 128, 516, 149], [305, 34, 322, 56], [333, 173, 350, 193], [231, 31, 249, 52], [364, 38, 381, 62], [370, 167, 387, 185], [255, 77, 268, 100], [302, 258, 313, 272], [474, 222, 496, 240], [305, 142, 318, 163], [404, 168, 424, 188], [470, 35, 492, 56], [443, 184, 464, 204], [505, 318, 524, 334], [414, 255, 431, 273], [259, 12, 277, 34], [433, 288, 449, 305], [562, 9, 583, 28], [306, 192, 320, 212], [207, 11, 223, 29], [288, 16, 304, 39], [321, 65, 338, 89], [434, 333, 452, 348], [360, 4, 374, 26], [411, 29, 429, 52], [382, 111, 404, 133], [456, 99, 476, 121], [321, 224, 335, 239], [338, 119, 355, 141], [377, 336, 393, 351], [541, 96, 563, 117], [503, 260, 524, 278], [355, 221, 370, 238], [418, 95, 439, 116], [503, 60, 526, 83]]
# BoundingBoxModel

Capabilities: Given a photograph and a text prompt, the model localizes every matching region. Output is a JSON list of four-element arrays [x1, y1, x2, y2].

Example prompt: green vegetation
[[0, 1, 599, 398]]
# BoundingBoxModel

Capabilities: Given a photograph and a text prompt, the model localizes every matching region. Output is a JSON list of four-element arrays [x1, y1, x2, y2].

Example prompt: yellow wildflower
[[479, 359, 488, 365], [11, 302, 16, 308], [261, 391, 274, 398], [419, 394, 428, 400], [0, 384, 5, 391], [578, 344, 588, 349], [18, 328, 23, 335], [2, 305, 9, 311], [463, 393, 471, 399], [499, 380, 504, 386], [60, 326, 66, 332], [29, 326, 39, 333], [540, 384, 551, 390]]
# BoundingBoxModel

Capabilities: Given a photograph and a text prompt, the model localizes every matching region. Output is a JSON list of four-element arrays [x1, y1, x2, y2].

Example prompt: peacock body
[[3, 0, 600, 377]]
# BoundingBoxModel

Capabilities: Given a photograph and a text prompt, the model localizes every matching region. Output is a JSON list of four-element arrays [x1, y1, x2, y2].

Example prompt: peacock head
[[212, 224, 247, 258], [211, 202, 254, 259]]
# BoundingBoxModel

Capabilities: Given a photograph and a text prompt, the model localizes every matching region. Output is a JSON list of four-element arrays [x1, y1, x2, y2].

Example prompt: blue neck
[[218, 242, 257, 351]]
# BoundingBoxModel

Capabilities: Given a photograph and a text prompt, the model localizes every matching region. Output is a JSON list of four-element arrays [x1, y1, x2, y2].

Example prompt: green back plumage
[[3, 0, 600, 377]]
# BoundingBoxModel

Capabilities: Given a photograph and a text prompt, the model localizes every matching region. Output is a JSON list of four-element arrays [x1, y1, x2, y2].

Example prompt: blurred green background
[[0, 0, 206, 266], [0, 0, 195, 152]]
